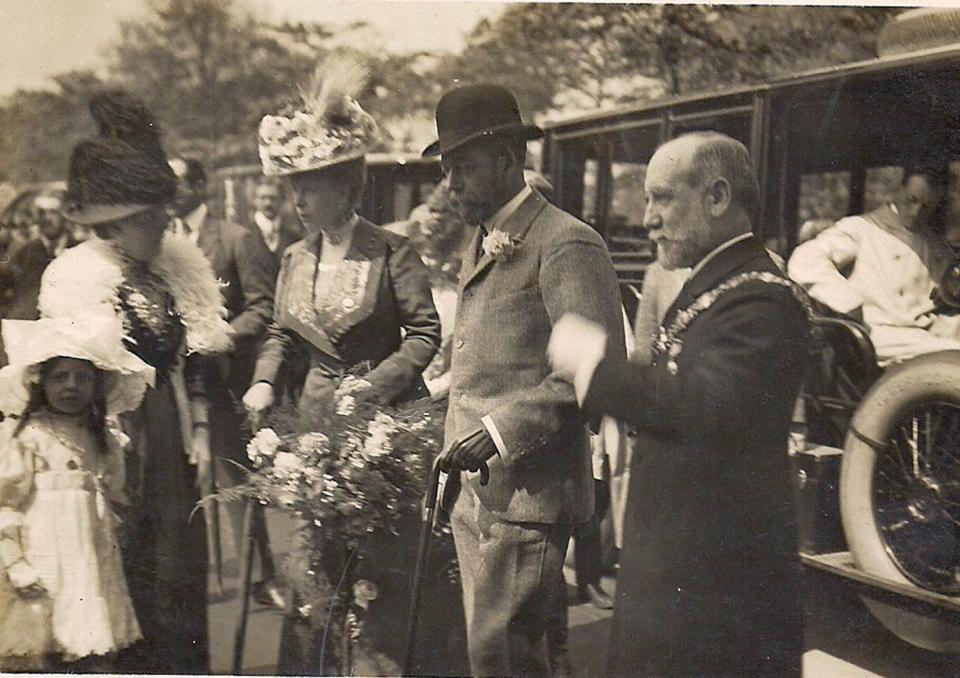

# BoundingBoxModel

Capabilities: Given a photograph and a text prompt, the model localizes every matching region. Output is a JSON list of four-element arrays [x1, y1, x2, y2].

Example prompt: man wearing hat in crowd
[[168, 156, 284, 605], [432, 84, 624, 676]]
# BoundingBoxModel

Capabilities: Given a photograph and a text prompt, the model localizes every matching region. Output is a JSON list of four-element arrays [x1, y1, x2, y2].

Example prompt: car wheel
[[841, 351, 960, 651]]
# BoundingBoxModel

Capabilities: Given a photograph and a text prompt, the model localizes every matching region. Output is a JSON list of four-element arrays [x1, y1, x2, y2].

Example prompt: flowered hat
[[0, 308, 155, 416], [258, 56, 381, 177]]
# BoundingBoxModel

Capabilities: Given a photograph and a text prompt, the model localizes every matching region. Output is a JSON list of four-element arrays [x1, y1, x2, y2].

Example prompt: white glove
[[6, 559, 40, 590]]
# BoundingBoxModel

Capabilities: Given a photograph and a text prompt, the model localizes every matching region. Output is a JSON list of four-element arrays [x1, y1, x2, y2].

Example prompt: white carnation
[[247, 427, 282, 465], [273, 451, 302, 474], [297, 432, 330, 454]]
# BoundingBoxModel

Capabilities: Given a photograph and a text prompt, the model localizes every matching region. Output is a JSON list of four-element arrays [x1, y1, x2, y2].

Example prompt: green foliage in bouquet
[[211, 378, 450, 672]]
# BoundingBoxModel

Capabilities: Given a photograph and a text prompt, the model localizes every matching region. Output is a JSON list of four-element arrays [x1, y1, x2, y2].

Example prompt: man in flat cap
[[430, 83, 624, 676]]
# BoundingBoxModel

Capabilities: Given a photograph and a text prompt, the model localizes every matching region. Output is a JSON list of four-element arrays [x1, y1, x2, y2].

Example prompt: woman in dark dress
[[38, 91, 233, 674], [243, 60, 461, 675]]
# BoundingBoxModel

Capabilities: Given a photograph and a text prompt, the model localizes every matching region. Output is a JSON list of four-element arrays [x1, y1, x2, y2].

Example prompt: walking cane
[[402, 456, 444, 676], [232, 498, 257, 674], [205, 459, 224, 599], [403, 456, 489, 675], [233, 411, 266, 674]]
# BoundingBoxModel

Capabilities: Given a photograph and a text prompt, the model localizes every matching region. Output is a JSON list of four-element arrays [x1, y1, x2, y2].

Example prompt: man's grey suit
[[445, 188, 624, 675]]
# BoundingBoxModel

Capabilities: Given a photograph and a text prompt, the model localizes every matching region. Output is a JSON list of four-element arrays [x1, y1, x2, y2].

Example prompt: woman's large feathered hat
[[258, 56, 381, 177], [0, 308, 155, 416], [63, 90, 176, 225]]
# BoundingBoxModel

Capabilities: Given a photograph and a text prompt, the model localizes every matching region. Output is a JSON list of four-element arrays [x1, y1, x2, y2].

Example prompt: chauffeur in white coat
[[789, 163, 960, 365], [430, 84, 625, 677]]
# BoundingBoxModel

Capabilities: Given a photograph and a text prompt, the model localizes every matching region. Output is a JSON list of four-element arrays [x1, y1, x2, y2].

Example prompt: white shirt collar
[[182, 203, 207, 244], [254, 210, 279, 248], [42, 233, 68, 256], [485, 184, 532, 232], [687, 232, 753, 281], [254, 210, 278, 229]]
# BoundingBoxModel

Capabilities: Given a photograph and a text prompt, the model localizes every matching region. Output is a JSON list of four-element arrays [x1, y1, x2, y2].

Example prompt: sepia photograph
[[2, 1, 960, 675]]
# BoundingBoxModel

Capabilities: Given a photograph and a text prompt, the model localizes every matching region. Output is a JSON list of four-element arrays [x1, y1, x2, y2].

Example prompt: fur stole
[[38, 234, 233, 355]]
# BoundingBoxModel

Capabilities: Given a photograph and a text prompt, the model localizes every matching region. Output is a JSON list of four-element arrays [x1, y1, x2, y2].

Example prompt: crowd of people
[[1, 51, 959, 677]]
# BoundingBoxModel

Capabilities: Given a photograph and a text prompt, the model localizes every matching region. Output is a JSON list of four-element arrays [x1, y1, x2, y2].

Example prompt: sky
[[0, 0, 506, 96]]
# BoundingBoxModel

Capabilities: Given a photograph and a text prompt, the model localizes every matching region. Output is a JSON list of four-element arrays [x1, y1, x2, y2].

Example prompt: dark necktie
[[474, 224, 488, 263]]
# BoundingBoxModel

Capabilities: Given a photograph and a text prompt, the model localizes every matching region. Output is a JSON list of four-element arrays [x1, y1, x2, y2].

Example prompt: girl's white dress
[[0, 414, 141, 661]]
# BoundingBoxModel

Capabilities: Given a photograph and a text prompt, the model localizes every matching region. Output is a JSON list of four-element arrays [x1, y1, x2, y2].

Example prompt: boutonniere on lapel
[[481, 228, 522, 262]]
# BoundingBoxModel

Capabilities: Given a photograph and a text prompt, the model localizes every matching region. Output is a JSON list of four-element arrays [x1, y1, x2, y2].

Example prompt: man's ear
[[706, 177, 731, 217]]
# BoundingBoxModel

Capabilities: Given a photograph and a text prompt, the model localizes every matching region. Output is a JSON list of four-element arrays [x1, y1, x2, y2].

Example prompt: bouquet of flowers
[[213, 377, 451, 673]]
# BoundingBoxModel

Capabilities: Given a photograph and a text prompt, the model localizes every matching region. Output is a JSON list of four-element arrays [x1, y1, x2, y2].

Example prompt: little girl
[[0, 311, 155, 670]]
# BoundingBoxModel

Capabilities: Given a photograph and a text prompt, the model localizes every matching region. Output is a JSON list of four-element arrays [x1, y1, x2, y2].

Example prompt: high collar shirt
[[687, 232, 753, 281], [254, 210, 280, 253], [317, 213, 359, 267]]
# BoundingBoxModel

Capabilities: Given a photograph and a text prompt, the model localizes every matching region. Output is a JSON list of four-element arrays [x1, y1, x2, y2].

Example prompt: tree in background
[[617, 4, 897, 96], [110, 0, 324, 166], [0, 3, 902, 183], [0, 71, 103, 184], [436, 4, 898, 120]]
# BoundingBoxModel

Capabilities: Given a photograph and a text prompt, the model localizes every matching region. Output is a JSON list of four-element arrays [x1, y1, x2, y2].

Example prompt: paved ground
[[207, 508, 960, 676]]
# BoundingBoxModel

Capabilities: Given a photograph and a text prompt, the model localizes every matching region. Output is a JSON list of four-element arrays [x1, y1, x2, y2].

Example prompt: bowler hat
[[422, 84, 543, 157]]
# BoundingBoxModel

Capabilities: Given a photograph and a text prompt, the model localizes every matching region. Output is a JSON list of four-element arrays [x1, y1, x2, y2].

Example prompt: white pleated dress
[[0, 415, 140, 661]]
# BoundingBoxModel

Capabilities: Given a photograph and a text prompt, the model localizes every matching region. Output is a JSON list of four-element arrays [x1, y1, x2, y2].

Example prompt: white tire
[[841, 351, 960, 651]]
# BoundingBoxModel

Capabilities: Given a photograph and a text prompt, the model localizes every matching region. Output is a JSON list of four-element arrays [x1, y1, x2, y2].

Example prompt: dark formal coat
[[248, 211, 303, 262], [252, 216, 443, 675], [584, 235, 808, 677], [252, 216, 441, 409], [196, 211, 278, 462], [0, 239, 62, 366]]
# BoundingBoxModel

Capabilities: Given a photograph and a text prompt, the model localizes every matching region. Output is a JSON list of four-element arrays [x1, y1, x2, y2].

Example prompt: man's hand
[[439, 427, 498, 485], [548, 313, 607, 380], [243, 381, 275, 429]]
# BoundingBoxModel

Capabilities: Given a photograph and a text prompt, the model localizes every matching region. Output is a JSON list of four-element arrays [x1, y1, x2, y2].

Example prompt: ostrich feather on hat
[[258, 55, 381, 176]]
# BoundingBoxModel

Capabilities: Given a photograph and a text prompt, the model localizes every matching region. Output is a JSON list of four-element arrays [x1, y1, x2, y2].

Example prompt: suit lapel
[[318, 218, 385, 342], [459, 227, 484, 288], [460, 190, 547, 290], [274, 232, 340, 358]]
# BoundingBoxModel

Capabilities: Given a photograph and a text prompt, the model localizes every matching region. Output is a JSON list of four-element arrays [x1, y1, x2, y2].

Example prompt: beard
[[452, 199, 492, 226], [655, 225, 716, 271], [656, 238, 701, 270]]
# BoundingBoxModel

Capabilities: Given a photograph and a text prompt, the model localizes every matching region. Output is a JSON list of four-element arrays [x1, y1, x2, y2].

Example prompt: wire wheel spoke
[[873, 401, 960, 593]]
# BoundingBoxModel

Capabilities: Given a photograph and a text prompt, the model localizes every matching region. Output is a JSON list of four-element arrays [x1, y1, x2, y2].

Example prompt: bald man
[[550, 132, 808, 676]]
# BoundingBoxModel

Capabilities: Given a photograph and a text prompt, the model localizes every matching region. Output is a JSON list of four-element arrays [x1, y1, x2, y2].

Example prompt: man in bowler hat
[[431, 84, 624, 675]]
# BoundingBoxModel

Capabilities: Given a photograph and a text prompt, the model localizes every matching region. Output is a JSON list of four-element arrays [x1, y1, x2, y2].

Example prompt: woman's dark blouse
[[117, 259, 185, 377]]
